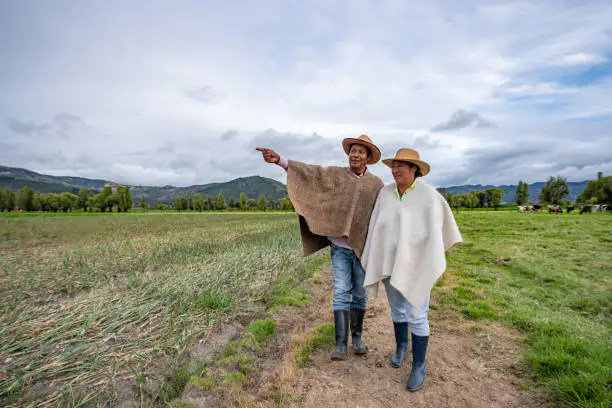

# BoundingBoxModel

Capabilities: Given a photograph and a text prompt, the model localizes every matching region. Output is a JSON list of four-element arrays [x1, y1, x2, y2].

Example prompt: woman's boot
[[331, 310, 349, 360], [407, 333, 428, 391], [391, 322, 409, 367]]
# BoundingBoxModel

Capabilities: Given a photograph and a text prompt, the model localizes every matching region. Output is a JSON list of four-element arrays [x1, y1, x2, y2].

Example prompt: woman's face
[[391, 161, 417, 186]]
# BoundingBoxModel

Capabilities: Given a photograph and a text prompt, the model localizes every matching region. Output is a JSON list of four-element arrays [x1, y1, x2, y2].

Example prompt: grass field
[[1, 211, 610, 407]]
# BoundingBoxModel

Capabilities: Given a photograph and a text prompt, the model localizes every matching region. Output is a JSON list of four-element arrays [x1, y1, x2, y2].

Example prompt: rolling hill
[[0, 165, 590, 204], [441, 181, 588, 203], [0, 165, 288, 203]]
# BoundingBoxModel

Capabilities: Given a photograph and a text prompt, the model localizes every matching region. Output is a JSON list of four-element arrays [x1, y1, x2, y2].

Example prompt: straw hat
[[382, 148, 431, 176], [341, 134, 381, 164]]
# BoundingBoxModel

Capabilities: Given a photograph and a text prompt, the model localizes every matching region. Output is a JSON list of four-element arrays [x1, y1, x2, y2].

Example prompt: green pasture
[[438, 211, 611, 407], [0, 211, 610, 407]]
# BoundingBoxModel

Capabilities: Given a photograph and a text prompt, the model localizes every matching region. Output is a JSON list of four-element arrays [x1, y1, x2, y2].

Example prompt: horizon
[[2, 1, 611, 187], [0, 163, 594, 190]]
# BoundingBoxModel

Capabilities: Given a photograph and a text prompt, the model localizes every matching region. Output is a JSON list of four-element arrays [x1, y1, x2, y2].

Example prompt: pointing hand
[[256, 147, 280, 164]]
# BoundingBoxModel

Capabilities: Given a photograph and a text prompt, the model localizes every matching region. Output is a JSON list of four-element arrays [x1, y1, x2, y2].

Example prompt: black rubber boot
[[391, 322, 409, 368], [350, 308, 367, 355], [331, 310, 349, 360], [407, 334, 429, 391]]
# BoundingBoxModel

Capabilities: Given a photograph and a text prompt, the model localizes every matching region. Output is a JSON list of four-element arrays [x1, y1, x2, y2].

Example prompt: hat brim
[[382, 158, 431, 176], [342, 138, 381, 164]]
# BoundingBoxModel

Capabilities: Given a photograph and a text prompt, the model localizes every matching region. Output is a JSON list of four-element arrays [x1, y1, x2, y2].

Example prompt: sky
[[1, 0, 611, 187]]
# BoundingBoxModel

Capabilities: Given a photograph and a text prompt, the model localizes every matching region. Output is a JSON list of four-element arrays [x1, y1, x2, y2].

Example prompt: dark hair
[[407, 162, 422, 178]]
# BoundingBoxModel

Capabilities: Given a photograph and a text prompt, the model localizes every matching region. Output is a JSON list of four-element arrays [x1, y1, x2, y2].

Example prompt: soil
[[184, 265, 541, 408]]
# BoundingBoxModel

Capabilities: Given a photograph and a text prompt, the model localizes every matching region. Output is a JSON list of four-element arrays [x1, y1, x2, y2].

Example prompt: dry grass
[[0, 213, 308, 406]]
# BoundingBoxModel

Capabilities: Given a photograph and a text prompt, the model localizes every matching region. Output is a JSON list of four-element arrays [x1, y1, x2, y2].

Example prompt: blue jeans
[[331, 244, 368, 311], [383, 278, 430, 336]]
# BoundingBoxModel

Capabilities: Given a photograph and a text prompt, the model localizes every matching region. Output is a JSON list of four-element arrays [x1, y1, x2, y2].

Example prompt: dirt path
[[250, 265, 539, 408], [182, 265, 540, 407]]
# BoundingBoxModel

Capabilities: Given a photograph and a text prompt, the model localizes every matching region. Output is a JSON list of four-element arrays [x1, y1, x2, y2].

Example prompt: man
[[256, 135, 383, 360]]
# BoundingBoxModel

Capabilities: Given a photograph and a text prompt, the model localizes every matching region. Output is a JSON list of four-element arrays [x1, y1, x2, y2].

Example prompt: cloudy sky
[[1, 0, 611, 187]]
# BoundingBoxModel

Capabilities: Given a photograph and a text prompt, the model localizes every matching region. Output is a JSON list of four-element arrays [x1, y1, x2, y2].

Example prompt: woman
[[361, 148, 462, 391]]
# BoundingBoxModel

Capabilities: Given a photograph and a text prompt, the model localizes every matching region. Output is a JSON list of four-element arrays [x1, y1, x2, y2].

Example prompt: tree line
[[516, 173, 611, 206], [167, 192, 294, 211], [445, 188, 504, 210], [444, 173, 610, 210], [0, 186, 133, 212], [0, 185, 295, 213]]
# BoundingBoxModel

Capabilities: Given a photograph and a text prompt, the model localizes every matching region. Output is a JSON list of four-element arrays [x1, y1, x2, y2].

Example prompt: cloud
[[220, 130, 239, 141], [431, 110, 496, 132], [5, 113, 86, 139], [5, 119, 49, 136], [555, 53, 608, 67], [1, 1, 611, 188], [183, 86, 219, 104]]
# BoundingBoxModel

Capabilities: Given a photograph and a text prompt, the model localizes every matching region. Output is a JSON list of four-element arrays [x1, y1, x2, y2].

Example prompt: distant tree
[[87, 194, 96, 212], [156, 200, 167, 210], [192, 193, 204, 211], [475, 190, 487, 208], [258, 194, 267, 211], [77, 188, 89, 211], [539, 176, 570, 205], [228, 196, 236, 208], [17, 186, 34, 211], [108, 193, 120, 211], [247, 198, 257, 209], [92, 193, 105, 212], [216, 193, 226, 210], [0, 189, 15, 211], [173, 196, 185, 211], [139, 195, 147, 210], [280, 197, 294, 211], [464, 192, 479, 208], [239, 192, 248, 210], [115, 186, 133, 212], [578, 172, 612, 204], [102, 186, 113, 197], [515, 181, 529, 205], [485, 188, 504, 210], [59, 193, 77, 212], [32, 191, 42, 211]]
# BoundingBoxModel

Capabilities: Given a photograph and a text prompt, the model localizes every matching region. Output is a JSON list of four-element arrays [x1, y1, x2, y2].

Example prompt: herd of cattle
[[517, 204, 609, 214]]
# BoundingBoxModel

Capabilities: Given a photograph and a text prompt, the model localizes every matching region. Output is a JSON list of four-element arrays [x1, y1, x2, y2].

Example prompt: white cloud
[[1, 0, 611, 187]]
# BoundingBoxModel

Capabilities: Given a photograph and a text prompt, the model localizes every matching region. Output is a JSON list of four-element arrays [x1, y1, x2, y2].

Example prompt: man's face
[[348, 144, 369, 173], [391, 161, 417, 186]]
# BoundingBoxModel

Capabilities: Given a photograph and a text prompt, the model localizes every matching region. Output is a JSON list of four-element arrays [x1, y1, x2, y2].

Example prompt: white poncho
[[361, 182, 462, 309]]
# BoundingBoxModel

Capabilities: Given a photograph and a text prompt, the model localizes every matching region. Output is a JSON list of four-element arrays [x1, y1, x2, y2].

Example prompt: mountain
[[441, 181, 588, 203], [0, 164, 590, 204], [0, 165, 287, 202], [129, 176, 287, 204]]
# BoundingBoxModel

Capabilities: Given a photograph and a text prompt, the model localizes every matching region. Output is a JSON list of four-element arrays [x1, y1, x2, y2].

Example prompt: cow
[[532, 204, 542, 212], [518, 205, 535, 212], [566, 206, 575, 214], [580, 205, 600, 214], [547, 205, 562, 213], [601, 204, 608, 214]]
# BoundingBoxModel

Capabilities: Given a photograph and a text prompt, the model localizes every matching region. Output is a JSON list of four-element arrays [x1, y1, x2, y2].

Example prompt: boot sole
[[407, 382, 424, 392], [330, 354, 348, 361]]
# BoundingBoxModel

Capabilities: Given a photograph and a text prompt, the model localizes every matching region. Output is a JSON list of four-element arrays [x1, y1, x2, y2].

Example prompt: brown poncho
[[287, 160, 384, 258]]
